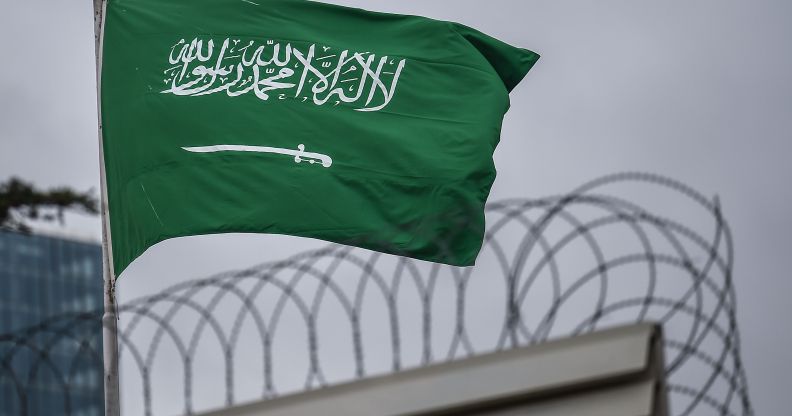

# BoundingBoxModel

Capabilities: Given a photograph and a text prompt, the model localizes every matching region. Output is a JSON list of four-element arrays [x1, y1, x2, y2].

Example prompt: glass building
[[0, 231, 104, 416]]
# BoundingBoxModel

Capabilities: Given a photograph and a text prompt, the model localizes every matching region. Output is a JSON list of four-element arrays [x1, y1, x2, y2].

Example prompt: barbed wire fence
[[0, 172, 753, 416]]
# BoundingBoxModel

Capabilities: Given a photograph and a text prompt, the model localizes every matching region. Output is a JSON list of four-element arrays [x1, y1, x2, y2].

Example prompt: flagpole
[[92, 1, 122, 415]]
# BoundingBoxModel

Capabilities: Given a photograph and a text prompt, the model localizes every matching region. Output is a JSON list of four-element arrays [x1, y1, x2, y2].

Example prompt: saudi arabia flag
[[100, 0, 539, 276]]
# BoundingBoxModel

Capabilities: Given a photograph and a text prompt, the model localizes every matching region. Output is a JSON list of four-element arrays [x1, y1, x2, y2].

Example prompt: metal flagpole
[[92, 1, 122, 415]]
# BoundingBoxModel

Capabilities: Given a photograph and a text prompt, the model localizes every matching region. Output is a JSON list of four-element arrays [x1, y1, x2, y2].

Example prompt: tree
[[0, 177, 99, 233]]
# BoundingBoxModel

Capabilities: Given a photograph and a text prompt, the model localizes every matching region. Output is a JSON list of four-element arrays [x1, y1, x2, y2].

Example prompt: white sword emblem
[[182, 144, 333, 168]]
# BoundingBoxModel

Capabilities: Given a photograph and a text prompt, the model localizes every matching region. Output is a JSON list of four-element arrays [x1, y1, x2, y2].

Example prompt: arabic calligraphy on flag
[[162, 38, 407, 112], [100, 0, 540, 275]]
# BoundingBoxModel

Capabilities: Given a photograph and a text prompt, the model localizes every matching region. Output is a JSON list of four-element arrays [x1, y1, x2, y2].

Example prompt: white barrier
[[199, 323, 667, 416]]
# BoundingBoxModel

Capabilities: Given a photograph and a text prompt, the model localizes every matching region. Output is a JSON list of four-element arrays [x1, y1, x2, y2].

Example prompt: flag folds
[[100, 0, 539, 276]]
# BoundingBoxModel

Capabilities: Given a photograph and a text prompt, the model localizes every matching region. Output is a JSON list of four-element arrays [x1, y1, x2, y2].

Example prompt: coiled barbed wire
[[0, 172, 753, 416]]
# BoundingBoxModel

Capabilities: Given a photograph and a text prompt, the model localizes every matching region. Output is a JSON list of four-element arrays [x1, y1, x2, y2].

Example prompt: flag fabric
[[100, 0, 539, 276]]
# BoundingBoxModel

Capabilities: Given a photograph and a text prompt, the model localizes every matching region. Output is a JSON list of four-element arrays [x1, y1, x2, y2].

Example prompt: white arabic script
[[162, 38, 407, 112]]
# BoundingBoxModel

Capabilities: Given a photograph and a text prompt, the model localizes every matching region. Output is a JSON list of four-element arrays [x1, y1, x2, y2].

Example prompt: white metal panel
[[200, 324, 663, 416], [468, 379, 656, 416]]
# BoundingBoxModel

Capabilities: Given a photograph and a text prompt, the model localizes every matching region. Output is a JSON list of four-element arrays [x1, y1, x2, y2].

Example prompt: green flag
[[100, 0, 539, 276]]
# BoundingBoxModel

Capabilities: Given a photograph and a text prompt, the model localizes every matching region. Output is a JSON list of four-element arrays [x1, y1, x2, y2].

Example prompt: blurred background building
[[0, 231, 104, 416]]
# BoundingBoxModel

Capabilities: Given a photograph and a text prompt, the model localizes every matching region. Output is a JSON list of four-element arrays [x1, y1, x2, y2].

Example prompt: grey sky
[[1, 0, 790, 414]]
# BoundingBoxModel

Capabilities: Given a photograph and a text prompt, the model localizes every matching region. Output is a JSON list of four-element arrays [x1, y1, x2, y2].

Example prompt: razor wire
[[0, 172, 753, 416]]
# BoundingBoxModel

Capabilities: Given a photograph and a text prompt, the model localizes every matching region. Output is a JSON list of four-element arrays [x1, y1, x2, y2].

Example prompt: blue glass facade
[[0, 231, 104, 416]]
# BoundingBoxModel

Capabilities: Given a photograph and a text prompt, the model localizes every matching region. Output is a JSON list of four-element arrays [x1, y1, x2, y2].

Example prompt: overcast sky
[[1, 0, 790, 414]]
